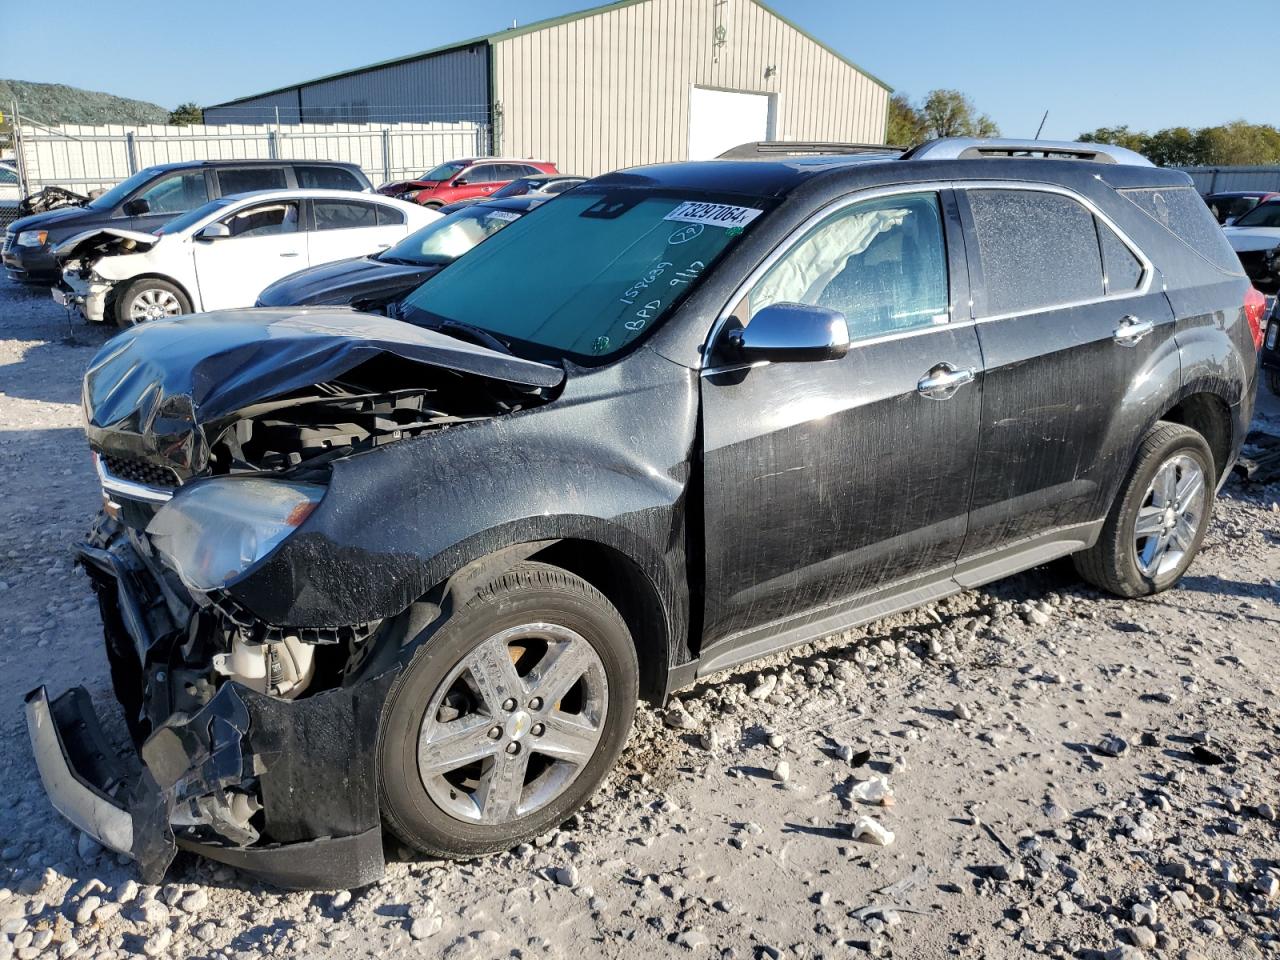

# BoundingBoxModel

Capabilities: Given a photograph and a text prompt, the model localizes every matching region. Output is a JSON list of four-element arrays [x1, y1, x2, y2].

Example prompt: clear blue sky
[[1, 0, 1272, 139]]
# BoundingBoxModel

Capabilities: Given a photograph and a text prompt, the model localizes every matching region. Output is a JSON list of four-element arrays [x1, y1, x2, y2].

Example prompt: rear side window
[[1097, 221, 1144, 294], [376, 204, 406, 226], [295, 165, 364, 191], [218, 167, 288, 196], [223, 202, 299, 238], [967, 189, 1103, 316], [313, 200, 378, 231], [1120, 186, 1244, 275]]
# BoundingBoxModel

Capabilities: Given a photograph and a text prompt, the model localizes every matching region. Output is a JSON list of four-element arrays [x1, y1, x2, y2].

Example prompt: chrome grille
[[100, 454, 180, 489]]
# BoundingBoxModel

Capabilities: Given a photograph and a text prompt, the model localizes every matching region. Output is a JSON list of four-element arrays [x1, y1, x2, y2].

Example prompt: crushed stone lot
[[0, 280, 1278, 960]]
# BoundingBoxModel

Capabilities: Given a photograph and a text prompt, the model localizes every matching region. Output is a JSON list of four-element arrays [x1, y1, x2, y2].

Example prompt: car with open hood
[[26, 138, 1260, 891], [54, 189, 439, 326], [255, 194, 549, 312]]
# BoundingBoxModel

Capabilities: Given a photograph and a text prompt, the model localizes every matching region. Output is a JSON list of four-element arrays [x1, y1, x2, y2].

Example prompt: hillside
[[0, 78, 168, 125]]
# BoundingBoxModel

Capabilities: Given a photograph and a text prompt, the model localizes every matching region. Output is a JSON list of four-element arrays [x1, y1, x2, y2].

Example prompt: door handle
[[376, 244, 391, 250], [917, 363, 976, 399], [279, 252, 300, 258], [1113, 315, 1154, 346]]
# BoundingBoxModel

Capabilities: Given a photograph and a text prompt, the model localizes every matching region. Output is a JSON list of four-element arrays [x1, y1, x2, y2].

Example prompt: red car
[[377, 158, 558, 208]]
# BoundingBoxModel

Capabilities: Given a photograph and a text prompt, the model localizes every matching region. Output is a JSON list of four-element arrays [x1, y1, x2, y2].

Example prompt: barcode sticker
[[663, 201, 763, 229]]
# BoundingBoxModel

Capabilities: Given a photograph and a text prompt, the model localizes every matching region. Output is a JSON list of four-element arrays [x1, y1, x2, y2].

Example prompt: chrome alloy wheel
[[1133, 453, 1206, 578], [129, 287, 182, 322], [416, 622, 608, 825]]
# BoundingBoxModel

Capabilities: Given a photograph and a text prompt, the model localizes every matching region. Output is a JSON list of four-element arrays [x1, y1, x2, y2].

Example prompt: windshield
[[400, 188, 771, 362], [86, 167, 166, 210], [1233, 201, 1280, 229], [379, 206, 525, 265], [1208, 195, 1261, 223], [155, 197, 234, 235], [419, 162, 467, 183]]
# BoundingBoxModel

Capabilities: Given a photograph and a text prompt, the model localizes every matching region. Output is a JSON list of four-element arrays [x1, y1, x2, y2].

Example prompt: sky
[[0, 0, 1273, 140]]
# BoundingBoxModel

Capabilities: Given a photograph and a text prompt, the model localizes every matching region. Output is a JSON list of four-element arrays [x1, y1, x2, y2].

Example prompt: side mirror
[[197, 222, 231, 241], [1224, 216, 1237, 226], [724, 303, 850, 363], [123, 197, 151, 216], [453, 177, 469, 186]]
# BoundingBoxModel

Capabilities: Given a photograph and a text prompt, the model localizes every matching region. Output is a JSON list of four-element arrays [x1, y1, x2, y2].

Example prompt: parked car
[[256, 195, 549, 311], [0, 161, 20, 215], [27, 138, 1261, 891], [3, 160, 372, 284], [436, 174, 586, 213], [1204, 190, 1280, 225], [1222, 199, 1280, 290], [1263, 297, 1280, 396], [377, 158, 558, 208], [53, 190, 437, 326]]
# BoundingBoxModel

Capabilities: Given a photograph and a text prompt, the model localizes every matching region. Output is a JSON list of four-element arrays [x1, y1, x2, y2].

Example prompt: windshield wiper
[[434, 319, 514, 356]]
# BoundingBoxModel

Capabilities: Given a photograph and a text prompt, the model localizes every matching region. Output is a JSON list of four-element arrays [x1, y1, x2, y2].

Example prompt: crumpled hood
[[1223, 226, 1280, 253], [83, 309, 564, 476], [6, 203, 95, 235]]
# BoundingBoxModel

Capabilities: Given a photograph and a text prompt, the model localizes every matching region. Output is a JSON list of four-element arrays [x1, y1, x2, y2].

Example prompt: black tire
[[1073, 421, 1215, 597], [113, 277, 191, 328], [378, 561, 638, 859], [1267, 367, 1280, 399]]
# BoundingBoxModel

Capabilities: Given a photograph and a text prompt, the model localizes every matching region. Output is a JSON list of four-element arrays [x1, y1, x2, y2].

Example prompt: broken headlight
[[146, 478, 324, 592]]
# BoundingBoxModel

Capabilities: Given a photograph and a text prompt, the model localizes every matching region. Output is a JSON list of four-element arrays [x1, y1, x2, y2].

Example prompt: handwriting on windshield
[[618, 260, 708, 334]]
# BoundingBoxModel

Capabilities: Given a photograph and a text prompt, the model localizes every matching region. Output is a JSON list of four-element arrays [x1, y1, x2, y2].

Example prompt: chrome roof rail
[[718, 141, 903, 159], [904, 138, 1155, 167]]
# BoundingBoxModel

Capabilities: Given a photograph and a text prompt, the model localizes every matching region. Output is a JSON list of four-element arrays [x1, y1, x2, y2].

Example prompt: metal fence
[[1177, 165, 1280, 195], [5, 112, 492, 227]]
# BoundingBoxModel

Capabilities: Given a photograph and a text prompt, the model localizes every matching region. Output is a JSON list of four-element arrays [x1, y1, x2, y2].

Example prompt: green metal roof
[[206, 0, 892, 109]]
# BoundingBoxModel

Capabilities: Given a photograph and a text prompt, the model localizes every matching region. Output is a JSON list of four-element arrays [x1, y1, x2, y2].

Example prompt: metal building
[[204, 0, 891, 176]]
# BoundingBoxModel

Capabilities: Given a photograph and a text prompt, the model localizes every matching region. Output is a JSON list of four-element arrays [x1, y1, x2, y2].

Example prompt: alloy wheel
[[129, 287, 182, 323], [416, 622, 608, 825], [1133, 453, 1205, 578]]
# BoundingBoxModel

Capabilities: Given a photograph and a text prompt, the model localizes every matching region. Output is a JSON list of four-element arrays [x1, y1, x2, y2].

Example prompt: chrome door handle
[[1113, 315, 1154, 346], [917, 363, 976, 399], [279, 252, 300, 258]]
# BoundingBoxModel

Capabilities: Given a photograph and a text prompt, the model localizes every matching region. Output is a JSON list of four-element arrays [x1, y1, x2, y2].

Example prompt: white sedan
[[53, 189, 440, 326]]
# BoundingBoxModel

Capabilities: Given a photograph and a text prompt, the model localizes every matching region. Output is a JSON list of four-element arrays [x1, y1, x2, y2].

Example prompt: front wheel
[[1073, 421, 1215, 597], [378, 561, 638, 859], [114, 278, 191, 327]]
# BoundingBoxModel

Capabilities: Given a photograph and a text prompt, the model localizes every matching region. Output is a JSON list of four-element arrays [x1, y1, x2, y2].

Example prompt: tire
[[114, 278, 191, 328], [1267, 367, 1280, 399], [421, 201, 443, 210], [1073, 421, 1215, 597], [378, 561, 638, 859]]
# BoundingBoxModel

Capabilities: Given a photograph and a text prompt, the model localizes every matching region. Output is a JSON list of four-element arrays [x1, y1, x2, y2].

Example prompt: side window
[[748, 192, 950, 342], [0, 167, 18, 185], [376, 204, 406, 226], [313, 200, 379, 231], [136, 172, 210, 215], [222, 202, 299, 238], [1096, 219, 1144, 294], [217, 167, 288, 196], [467, 165, 500, 184], [295, 165, 363, 191], [967, 189, 1103, 316], [1120, 185, 1245, 275]]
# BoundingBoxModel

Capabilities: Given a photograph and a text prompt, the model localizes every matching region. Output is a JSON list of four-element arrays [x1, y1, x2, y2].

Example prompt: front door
[[193, 199, 306, 310], [955, 186, 1177, 571], [700, 190, 983, 652]]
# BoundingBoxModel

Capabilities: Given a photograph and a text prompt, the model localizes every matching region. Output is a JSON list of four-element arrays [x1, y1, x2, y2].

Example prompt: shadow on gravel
[[1174, 573, 1274, 602]]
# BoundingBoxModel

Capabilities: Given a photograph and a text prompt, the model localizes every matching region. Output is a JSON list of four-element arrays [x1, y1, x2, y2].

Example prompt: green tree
[[886, 92, 929, 147], [1078, 126, 1148, 153], [920, 89, 999, 139], [168, 102, 203, 126], [1197, 120, 1280, 166], [1142, 127, 1205, 167]]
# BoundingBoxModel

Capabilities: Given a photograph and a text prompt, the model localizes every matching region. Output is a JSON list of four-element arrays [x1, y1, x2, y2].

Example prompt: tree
[[1078, 126, 1148, 153], [168, 102, 203, 126], [1077, 120, 1280, 166], [886, 93, 929, 147], [920, 89, 999, 139]]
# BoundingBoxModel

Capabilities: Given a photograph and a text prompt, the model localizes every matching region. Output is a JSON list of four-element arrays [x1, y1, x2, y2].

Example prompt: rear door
[[700, 189, 983, 650], [193, 199, 306, 310], [307, 199, 401, 266], [955, 184, 1176, 577]]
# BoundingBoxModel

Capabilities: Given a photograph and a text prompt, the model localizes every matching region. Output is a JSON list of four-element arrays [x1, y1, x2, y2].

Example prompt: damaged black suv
[[27, 139, 1263, 890]]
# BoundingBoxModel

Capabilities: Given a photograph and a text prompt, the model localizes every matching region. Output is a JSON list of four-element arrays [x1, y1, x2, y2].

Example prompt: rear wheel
[[1073, 421, 1214, 597], [378, 562, 638, 858], [114, 278, 190, 327]]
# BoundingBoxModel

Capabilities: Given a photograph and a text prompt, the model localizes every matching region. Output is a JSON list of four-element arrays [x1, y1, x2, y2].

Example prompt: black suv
[[26, 139, 1262, 890], [3, 159, 371, 283]]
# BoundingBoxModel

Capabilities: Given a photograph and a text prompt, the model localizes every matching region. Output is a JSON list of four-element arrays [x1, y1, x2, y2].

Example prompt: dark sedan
[[256, 195, 547, 311]]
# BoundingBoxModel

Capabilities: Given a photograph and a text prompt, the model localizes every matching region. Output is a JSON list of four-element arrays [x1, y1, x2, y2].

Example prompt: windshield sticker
[[667, 224, 704, 245], [664, 201, 763, 229], [484, 210, 522, 223]]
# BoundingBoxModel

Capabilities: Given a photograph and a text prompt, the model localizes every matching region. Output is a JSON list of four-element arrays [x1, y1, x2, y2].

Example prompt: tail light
[[1244, 287, 1266, 351]]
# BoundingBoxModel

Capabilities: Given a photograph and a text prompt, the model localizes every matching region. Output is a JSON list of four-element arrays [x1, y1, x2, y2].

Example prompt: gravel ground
[[0, 281, 1278, 960]]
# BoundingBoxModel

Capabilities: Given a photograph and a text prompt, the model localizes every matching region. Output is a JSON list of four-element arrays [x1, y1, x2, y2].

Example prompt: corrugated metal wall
[[205, 45, 489, 126], [491, 0, 889, 175], [1178, 166, 1280, 194]]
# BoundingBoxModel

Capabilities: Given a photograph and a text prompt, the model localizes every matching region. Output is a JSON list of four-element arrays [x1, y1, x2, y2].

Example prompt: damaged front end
[[28, 310, 565, 888], [53, 228, 159, 323]]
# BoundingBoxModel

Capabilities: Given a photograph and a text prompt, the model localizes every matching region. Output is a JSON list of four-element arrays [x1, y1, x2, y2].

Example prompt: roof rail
[[718, 141, 903, 160], [904, 138, 1154, 167]]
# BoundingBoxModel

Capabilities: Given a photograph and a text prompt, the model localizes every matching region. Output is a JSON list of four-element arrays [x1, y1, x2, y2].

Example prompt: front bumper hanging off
[[24, 535, 397, 890]]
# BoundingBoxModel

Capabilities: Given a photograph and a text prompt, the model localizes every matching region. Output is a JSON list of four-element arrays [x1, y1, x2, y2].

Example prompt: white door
[[688, 87, 774, 160], [193, 200, 307, 311], [307, 199, 405, 267]]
